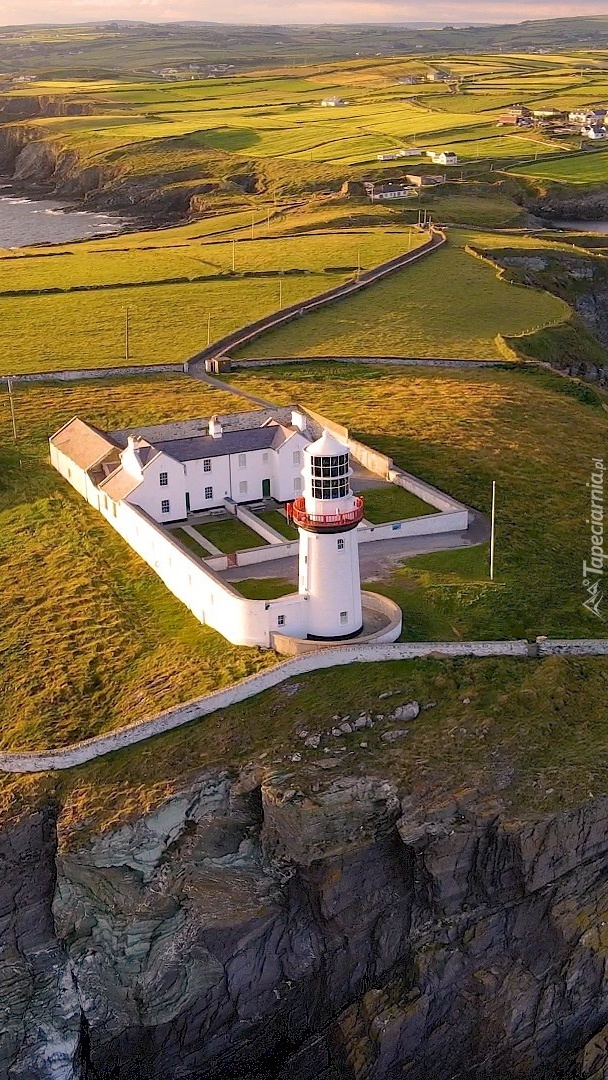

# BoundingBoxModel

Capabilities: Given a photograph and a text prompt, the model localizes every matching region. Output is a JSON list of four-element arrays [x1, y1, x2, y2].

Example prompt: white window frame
[[293, 477, 302, 492], [292, 450, 301, 465], [277, 614, 285, 627], [239, 480, 248, 495], [161, 499, 170, 515], [203, 459, 212, 472], [337, 538, 344, 550], [238, 453, 247, 468], [159, 471, 168, 487], [340, 611, 348, 624], [205, 486, 213, 500]]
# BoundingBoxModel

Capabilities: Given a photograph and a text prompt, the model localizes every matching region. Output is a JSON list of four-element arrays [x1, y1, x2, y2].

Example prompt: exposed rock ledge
[[4, 770, 608, 1079]]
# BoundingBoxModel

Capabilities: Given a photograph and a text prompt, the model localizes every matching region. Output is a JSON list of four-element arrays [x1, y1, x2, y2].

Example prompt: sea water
[[0, 191, 122, 247]]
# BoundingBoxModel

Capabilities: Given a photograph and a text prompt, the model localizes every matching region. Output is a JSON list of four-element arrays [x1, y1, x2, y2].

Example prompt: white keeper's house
[[51, 412, 310, 523]]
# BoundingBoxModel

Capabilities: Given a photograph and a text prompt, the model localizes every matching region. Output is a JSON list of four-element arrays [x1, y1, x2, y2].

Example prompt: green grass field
[[509, 148, 608, 184], [0, 208, 428, 373], [224, 361, 608, 640], [169, 527, 207, 557], [236, 239, 568, 360], [231, 577, 295, 599], [38, 652, 608, 845]]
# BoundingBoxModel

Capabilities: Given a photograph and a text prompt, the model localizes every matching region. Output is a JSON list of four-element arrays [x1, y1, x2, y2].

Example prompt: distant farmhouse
[[497, 104, 532, 127], [427, 69, 450, 82], [426, 150, 458, 166], [364, 179, 418, 201], [582, 124, 608, 140], [532, 107, 565, 121], [397, 75, 425, 85], [376, 149, 420, 161], [321, 96, 348, 107], [405, 172, 446, 188], [570, 107, 607, 125]]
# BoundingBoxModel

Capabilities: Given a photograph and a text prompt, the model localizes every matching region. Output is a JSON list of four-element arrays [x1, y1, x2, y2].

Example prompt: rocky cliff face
[[528, 191, 608, 222], [0, 808, 81, 1080], [4, 771, 608, 1079]]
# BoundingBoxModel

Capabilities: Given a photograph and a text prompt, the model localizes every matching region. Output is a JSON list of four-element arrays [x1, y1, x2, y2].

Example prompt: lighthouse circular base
[[306, 623, 364, 642], [271, 592, 402, 656]]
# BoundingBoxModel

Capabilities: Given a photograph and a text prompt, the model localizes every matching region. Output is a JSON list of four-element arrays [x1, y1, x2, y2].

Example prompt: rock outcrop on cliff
[[0, 809, 81, 1080], [4, 770, 608, 1079]]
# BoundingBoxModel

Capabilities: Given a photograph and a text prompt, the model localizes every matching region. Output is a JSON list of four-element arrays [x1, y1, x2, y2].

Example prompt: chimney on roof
[[127, 434, 138, 449], [209, 415, 223, 439]]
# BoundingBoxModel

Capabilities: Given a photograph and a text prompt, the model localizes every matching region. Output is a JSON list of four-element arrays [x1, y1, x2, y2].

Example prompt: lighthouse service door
[[262, 479, 271, 498]]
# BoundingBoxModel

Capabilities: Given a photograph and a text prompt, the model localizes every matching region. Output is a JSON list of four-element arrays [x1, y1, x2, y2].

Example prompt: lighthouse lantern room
[[290, 430, 364, 639]]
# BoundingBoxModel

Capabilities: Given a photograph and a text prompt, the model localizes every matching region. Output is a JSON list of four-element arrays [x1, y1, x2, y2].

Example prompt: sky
[[2, 0, 608, 25]]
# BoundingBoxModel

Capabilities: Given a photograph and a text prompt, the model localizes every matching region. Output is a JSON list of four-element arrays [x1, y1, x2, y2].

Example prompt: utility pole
[[357, 247, 361, 278], [232, 238, 236, 272], [6, 377, 17, 442], [279, 277, 283, 308], [490, 480, 496, 581], [125, 307, 130, 362], [207, 312, 211, 347]]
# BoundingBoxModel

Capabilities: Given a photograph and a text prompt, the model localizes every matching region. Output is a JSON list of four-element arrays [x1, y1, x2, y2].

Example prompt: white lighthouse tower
[[290, 430, 364, 639]]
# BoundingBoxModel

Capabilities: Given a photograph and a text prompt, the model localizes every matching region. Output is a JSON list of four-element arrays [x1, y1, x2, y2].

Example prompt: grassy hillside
[[236, 236, 568, 360], [4, 49, 607, 215], [0, 373, 277, 752], [226, 361, 607, 640], [6, 20, 608, 78], [46, 653, 608, 845]]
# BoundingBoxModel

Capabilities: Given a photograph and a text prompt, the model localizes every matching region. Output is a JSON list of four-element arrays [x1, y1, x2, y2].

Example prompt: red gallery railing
[[287, 496, 364, 530]]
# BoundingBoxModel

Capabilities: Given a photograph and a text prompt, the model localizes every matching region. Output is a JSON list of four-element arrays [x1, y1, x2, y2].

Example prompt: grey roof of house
[[155, 425, 291, 462]]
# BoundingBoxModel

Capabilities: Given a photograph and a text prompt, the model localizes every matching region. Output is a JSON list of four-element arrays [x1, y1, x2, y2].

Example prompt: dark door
[[185, 492, 191, 514], [262, 479, 271, 498]]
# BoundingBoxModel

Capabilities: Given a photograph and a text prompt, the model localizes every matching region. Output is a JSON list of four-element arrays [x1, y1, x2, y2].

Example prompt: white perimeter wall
[[50, 446, 308, 647], [359, 510, 469, 542]]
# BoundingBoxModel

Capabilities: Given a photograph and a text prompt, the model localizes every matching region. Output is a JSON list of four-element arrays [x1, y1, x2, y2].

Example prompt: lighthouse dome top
[[304, 429, 348, 459]]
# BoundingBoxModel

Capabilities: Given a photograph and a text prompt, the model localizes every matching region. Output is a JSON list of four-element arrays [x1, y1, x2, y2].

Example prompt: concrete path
[[220, 510, 490, 585], [188, 369, 278, 409], [181, 525, 222, 557]]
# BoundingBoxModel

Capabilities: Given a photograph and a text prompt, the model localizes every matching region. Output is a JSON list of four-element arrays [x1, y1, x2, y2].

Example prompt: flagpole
[[490, 480, 496, 581]]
